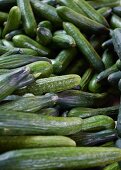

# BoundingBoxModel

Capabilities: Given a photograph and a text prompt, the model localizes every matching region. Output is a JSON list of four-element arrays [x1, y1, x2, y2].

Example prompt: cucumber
[[0, 54, 50, 69], [81, 115, 115, 132], [74, 0, 109, 27], [110, 14, 121, 29], [58, 90, 108, 108], [112, 28, 121, 59], [102, 39, 113, 49], [1, 147, 121, 169], [102, 49, 115, 69], [36, 107, 59, 116], [97, 7, 112, 18], [63, 22, 105, 72], [1, 39, 14, 48], [5, 29, 23, 40], [103, 163, 120, 170], [52, 34, 76, 48], [0, 12, 8, 25], [87, 0, 120, 9], [70, 129, 117, 146], [12, 34, 50, 56], [0, 67, 29, 101], [0, 136, 76, 152], [37, 27, 52, 46], [17, 74, 81, 95], [117, 98, 121, 137], [16, 74, 35, 88], [2, 6, 21, 37], [80, 67, 93, 91], [53, 48, 77, 74], [108, 71, 121, 86], [30, 0, 62, 26], [57, 6, 109, 35], [41, 0, 57, 6], [68, 105, 119, 118], [53, 30, 66, 36], [17, 0, 37, 37], [0, 110, 83, 135], [113, 6, 121, 17], [38, 20, 53, 31], [1, 93, 58, 113]]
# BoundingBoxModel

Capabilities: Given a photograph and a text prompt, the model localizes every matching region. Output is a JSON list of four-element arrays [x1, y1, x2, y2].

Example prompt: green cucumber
[[75, 0, 109, 27], [0, 110, 83, 135], [110, 14, 121, 29], [117, 98, 121, 137], [41, 0, 57, 6], [37, 107, 59, 116], [70, 129, 117, 146], [1, 39, 14, 48], [17, 74, 81, 95], [0, 67, 29, 101], [58, 90, 108, 108], [37, 27, 52, 46], [102, 39, 113, 49], [102, 49, 115, 69], [113, 6, 121, 17], [57, 6, 109, 35], [87, 0, 120, 9], [112, 28, 121, 59], [12, 34, 50, 56], [30, 0, 62, 26], [103, 163, 120, 170], [53, 30, 66, 36], [80, 67, 93, 91], [81, 115, 115, 132], [1, 147, 121, 169], [52, 34, 76, 48], [5, 29, 23, 40], [53, 48, 77, 74], [68, 105, 119, 118], [0, 12, 8, 25], [63, 22, 105, 72], [0, 93, 58, 113], [16, 74, 35, 88], [108, 71, 121, 86], [17, 0, 37, 37], [38, 20, 53, 31], [2, 6, 21, 37], [0, 136, 76, 152], [97, 7, 112, 18]]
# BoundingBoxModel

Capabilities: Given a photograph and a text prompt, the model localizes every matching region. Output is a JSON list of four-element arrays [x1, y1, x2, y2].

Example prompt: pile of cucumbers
[[1, 0, 121, 169]]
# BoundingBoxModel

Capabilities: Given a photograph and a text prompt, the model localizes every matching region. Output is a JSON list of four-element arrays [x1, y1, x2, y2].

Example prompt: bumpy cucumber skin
[[63, 22, 105, 72], [1, 147, 121, 169]]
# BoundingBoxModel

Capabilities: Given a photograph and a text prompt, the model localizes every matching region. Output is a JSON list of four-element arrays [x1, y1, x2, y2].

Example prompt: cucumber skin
[[0, 110, 83, 136], [1, 147, 121, 169], [63, 22, 105, 72]]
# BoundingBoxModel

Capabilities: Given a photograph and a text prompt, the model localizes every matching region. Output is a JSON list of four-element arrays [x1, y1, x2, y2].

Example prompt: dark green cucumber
[[37, 27, 52, 46], [41, 0, 57, 6], [2, 6, 21, 37], [0, 110, 83, 135], [0, 48, 24, 57], [102, 49, 115, 69], [38, 20, 53, 31], [17, 74, 81, 95], [1, 93, 58, 113], [53, 48, 77, 74], [102, 39, 113, 49], [5, 29, 23, 40], [117, 98, 121, 137], [0, 136, 76, 152], [0, 54, 50, 69], [70, 129, 117, 146], [87, 0, 120, 9], [0, 12, 8, 25], [37, 107, 59, 116], [110, 14, 121, 29], [12, 34, 50, 56], [112, 28, 121, 59], [68, 105, 119, 118], [0, 67, 29, 101], [53, 30, 66, 36], [75, 0, 109, 27], [16, 74, 35, 88], [103, 163, 120, 170], [57, 0, 86, 15], [81, 115, 115, 132], [115, 138, 121, 168], [1, 147, 121, 169], [96, 63, 118, 82], [58, 90, 108, 108], [113, 6, 121, 17], [57, 6, 109, 35], [63, 22, 105, 72], [108, 71, 121, 86], [17, 0, 37, 37], [52, 34, 76, 48], [97, 7, 112, 18], [30, 0, 62, 26], [80, 67, 93, 91], [1, 39, 14, 48]]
